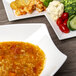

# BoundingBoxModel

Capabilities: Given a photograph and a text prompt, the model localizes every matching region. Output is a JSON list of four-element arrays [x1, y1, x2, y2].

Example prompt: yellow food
[[0, 42, 45, 76], [10, 0, 46, 16], [15, 0, 27, 8], [10, 1, 18, 10], [15, 8, 27, 16]]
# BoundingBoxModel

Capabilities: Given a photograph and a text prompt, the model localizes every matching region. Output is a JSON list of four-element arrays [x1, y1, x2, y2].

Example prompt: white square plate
[[2, 0, 45, 21], [45, 13, 76, 40], [0, 23, 67, 76]]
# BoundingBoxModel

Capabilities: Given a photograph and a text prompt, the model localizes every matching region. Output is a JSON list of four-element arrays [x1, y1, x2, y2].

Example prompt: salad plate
[[45, 13, 76, 40], [0, 23, 67, 76]]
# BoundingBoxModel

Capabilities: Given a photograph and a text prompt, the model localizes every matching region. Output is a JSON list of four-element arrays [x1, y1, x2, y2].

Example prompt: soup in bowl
[[0, 41, 45, 76]]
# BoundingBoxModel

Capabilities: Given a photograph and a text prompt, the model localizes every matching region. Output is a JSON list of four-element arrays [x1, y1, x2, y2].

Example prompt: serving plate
[[2, 0, 76, 40], [45, 13, 76, 40], [0, 23, 67, 76], [2, 0, 45, 21]]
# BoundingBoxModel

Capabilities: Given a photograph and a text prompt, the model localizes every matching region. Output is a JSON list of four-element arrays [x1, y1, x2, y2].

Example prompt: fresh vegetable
[[40, 0, 45, 2], [61, 0, 76, 16], [63, 19, 68, 26], [61, 13, 69, 20], [47, 1, 64, 21], [67, 15, 76, 30], [59, 24, 69, 33], [41, 0, 53, 7], [56, 12, 70, 33], [56, 18, 63, 26]]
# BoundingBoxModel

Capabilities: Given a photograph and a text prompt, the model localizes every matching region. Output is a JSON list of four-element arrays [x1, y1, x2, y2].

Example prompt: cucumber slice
[[70, 17, 76, 29], [67, 15, 76, 31]]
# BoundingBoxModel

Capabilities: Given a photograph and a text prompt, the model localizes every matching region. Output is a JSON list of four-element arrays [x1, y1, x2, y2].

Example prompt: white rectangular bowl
[[0, 23, 67, 76]]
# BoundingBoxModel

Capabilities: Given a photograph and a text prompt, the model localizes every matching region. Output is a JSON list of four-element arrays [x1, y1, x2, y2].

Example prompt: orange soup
[[0, 42, 45, 76]]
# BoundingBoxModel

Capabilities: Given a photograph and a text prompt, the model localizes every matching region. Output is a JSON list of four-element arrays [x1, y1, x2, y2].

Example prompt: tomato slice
[[59, 24, 69, 33]]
